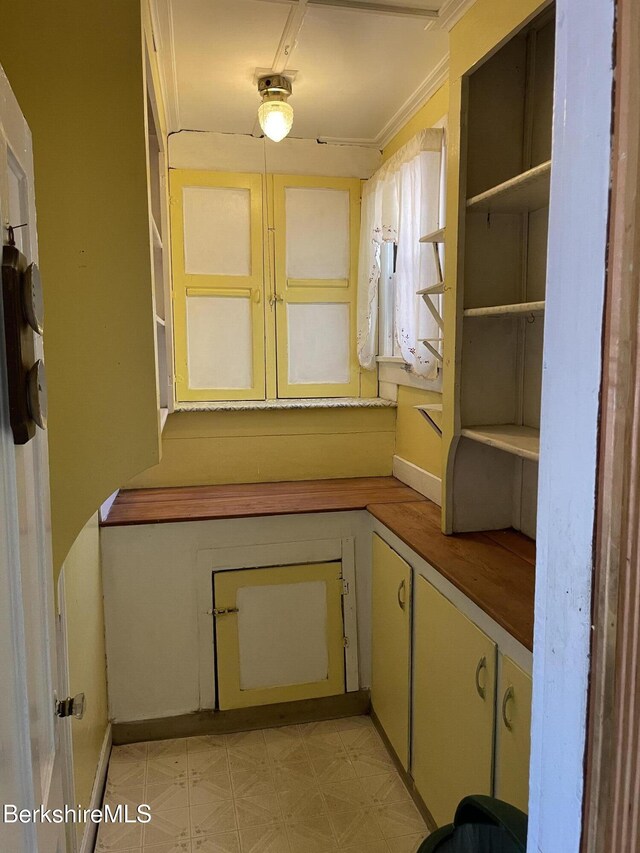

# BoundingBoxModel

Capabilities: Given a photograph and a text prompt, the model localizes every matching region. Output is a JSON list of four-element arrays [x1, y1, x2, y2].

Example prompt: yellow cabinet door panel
[[214, 562, 345, 710], [170, 169, 266, 402], [272, 175, 362, 398], [371, 535, 411, 769], [495, 656, 532, 813], [413, 577, 497, 827]]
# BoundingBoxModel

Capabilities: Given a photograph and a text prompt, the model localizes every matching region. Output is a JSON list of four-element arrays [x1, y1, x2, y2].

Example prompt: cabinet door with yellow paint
[[170, 170, 266, 402], [214, 562, 345, 710], [495, 655, 532, 813], [413, 577, 496, 827], [371, 535, 412, 768], [272, 175, 362, 398]]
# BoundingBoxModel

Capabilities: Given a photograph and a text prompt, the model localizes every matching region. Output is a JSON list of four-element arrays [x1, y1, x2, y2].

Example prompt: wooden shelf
[[417, 283, 446, 297], [466, 160, 551, 214], [155, 314, 166, 327], [151, 215, 162, 249], [419, 338, 443, 363], [415, 404, 443, 437], [464, 300, 545, 319], [461, 425, 540, 462], [160, 407, 169, 431], [419, 227, 445, 244]]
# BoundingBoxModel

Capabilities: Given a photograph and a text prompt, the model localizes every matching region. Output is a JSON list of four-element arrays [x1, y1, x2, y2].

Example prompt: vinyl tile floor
[[96, 715, 430, 853]]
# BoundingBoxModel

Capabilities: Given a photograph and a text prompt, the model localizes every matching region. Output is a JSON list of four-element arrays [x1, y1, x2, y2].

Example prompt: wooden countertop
[[102, 477, 535, 650], [101, 477, 424, 526], [368, 500, 535, 650]]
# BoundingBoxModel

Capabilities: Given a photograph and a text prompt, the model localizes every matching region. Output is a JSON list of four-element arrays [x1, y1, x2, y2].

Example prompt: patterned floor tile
[[147, 756, 188, 786], [103, 784, 146, 810], [143, 807, 191, 848], [298, 720, 339, 737], [360, 774, 412, 807], [339, 728, 383, 751], [304, 731, 347, 759], [230, 765, 276, 798], [110, 743, 149, 764], [95, 820, 143, 852], [386, 832, 429, 852], [189, 770, 234, 806], [107, 761, 147, 792], [285, 814, 337, 853], [346, 747, 395, 779], [147, 739, 188, 760], [191, 830, 240, 852], [189, 750, 230, 777], [375, 803, 427, 840], [145, 778, 189, 813], [190, 801, 238, 837], [310, 753, 357, 784], [328, 807, 384, 847], [239, 822, 292, 853], [225, 731, 267, 760], [142, 841, 191, 853], [271, 760, 316, 793], [341, 843, 390, 853], [321, 779, 371, 814], [278, 786, 325, 822], [186, 735, 228, 754], [227, 750, 269, 775], [234, 792, 282, 829], [333, 717, 374, 732]]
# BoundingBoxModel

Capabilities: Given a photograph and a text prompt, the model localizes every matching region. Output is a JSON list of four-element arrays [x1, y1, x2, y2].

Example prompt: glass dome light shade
[[258, 99, 294, 142]]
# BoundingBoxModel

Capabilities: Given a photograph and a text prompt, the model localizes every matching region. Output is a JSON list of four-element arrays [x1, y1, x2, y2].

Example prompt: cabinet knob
[[475, 655, 487, 700], [502, 684, 515, 730]]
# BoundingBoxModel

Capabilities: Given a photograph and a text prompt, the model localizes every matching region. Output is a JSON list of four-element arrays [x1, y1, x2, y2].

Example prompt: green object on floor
[[417, 796, 527, 852]]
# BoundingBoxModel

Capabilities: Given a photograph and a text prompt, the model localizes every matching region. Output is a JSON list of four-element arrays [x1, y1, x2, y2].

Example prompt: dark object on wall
[[418, 796, 527, 853]]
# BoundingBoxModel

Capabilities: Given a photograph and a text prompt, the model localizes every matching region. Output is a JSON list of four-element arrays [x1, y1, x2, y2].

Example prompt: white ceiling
[[151, 0, 462, 147]]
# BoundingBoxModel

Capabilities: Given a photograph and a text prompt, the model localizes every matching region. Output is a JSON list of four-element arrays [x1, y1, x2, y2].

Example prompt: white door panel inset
[[288, 303, 350, 384], [237, 581, 328, 690], [183, 186, 251, 276], [187, 294, 253, 389], [285, 187, 350, 280]]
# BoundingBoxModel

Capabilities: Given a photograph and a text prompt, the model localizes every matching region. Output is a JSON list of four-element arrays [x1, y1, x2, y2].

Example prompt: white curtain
[[357, 127, 444, 378]]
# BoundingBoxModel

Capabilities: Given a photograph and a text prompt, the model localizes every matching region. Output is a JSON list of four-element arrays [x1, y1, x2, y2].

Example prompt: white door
[[0, 64, 67, 853]]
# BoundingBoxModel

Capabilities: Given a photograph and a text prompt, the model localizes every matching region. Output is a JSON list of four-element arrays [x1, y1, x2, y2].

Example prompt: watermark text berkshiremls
[[3, 804, 152, 825]]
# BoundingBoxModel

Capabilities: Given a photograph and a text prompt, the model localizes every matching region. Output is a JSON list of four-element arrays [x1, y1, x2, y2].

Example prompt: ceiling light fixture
[[257, 75, 294, 142]]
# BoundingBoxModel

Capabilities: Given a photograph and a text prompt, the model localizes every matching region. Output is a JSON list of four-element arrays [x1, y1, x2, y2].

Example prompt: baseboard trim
[[393, 455, 442, 506], [79, 723, 112, 853], [113, 690, 371, 745], [370, 709, 438, 834]]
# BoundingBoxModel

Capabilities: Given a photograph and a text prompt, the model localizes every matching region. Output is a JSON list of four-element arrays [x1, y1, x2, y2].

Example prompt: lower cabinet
[[495, 655, 533, 813], [371, 534, 412, 768], [214, 561, 346, 710], [413, 576, 497, 827]]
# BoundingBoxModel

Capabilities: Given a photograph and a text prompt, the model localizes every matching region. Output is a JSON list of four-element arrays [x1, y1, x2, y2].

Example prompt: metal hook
[[6, 222, 28, 246]]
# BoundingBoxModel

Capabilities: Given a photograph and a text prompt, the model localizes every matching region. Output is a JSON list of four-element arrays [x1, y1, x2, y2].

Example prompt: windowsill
[[377, 358, 443, 393], [173, 397, 397, 413]]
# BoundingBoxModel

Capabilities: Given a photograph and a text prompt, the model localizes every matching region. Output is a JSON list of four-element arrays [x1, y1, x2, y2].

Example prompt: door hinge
[[343, 636, 350, 648], [56, 692, 85, 720], [341, 580, 350, 596], [208, 607, 240, 617]]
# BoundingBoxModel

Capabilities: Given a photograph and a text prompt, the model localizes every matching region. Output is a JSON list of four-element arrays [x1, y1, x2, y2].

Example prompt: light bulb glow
[[258, 99, 294, 142]]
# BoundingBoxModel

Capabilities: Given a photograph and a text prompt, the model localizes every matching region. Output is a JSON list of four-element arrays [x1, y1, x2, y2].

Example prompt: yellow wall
[[383, 82, 450, 161], [63, 515, 108, 844], [0, 0, 160, 570], [128, 408, 396, 488]]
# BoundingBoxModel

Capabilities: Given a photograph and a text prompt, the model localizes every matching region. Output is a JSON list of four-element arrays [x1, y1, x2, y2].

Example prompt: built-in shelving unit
[[417, 227, 445, 364], [445, 7, 555, 538], [145, 52, 174, 431], [415, 403, 443, 437]]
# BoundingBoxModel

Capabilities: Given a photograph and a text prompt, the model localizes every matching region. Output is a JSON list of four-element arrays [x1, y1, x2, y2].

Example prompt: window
[[357, 125, 446, 392]]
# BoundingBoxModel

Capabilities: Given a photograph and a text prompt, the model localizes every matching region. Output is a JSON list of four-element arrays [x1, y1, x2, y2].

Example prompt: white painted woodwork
[[0, 63, 67, 853], [529, 0, 614, 848], [414, 404, 443, 437], [466, 160, 551, 213], [419, 227, 446, 243], [186, 293, 254, 389], [285, 187, 350, 280], [101, 512, 370, 721], [236, 579, 329, 689], [461, 425, 540, 462], [464, 301, 544, 319], [287, 302, 350, 384], [392, 455, 442, 506], [183, 185, 252, 276]]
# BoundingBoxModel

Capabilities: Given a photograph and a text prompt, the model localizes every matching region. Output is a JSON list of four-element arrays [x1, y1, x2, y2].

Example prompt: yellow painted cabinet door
[[214, 562, 345, 710], [272, 175, 362, 398], [170, 169, 266, 402], [371, 535, 412, 768], [413, 577, 497, 827], [495, 656, 532, 813]]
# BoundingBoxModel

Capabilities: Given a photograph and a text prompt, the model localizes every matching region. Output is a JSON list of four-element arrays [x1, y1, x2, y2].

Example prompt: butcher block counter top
[[102, 477, 535, 649]]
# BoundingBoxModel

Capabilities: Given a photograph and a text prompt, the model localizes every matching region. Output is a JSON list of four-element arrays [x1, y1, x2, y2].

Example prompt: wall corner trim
[[392, 455, 442, 506], [79, 723, 112, 853]]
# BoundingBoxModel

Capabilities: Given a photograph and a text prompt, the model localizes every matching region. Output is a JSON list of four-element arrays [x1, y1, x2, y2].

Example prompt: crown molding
[[424, 0, 477, 31], [319, 51, 448, 149]]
